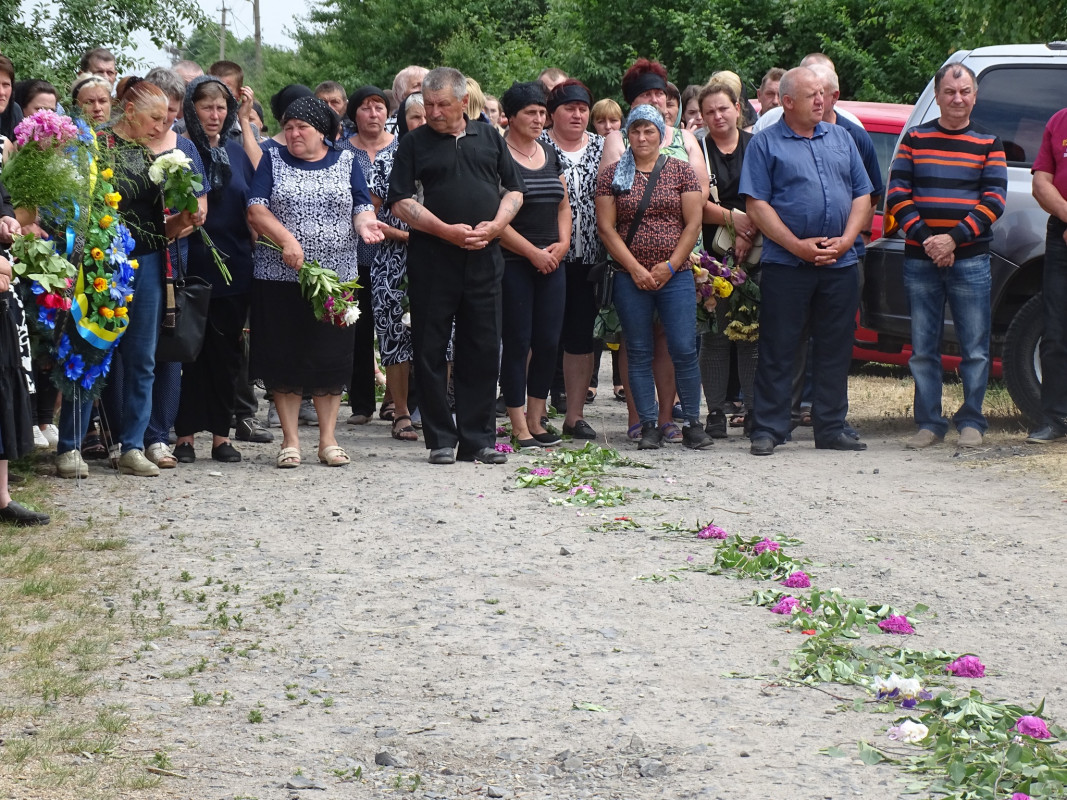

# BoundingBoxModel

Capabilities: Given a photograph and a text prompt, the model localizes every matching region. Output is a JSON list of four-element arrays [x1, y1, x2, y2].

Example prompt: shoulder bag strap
[[623, 153, 666, 249]]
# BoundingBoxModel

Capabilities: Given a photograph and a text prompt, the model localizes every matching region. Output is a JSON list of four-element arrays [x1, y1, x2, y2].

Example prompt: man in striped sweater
[[886, 63, 1007, 450]]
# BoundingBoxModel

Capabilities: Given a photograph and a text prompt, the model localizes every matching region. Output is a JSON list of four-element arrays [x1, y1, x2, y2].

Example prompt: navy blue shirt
[[834, 113, 883, 257], [739, 118, 873, 268], [187, 139, 255, 297]]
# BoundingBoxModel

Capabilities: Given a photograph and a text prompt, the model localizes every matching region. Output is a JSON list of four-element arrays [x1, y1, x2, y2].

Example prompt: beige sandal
[[318, 444, 350, 466], [277, 447, 301, 469]]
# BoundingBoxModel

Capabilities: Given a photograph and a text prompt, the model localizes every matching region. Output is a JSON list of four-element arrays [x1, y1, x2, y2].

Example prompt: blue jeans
[[58, 251, 164, 454], [904, 253, 991, 437], [613, 268, 702, 423], [1041, 218, 1067, 428]]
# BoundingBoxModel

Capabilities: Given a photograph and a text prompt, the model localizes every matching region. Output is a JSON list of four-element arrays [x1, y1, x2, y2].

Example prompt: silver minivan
[[862, 43, 1067, 422]]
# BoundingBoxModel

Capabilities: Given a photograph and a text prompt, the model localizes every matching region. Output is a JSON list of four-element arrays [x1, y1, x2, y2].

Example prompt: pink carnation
[[753, 537, 780, 555], [1012, 716, 1051, 739], [697, 524, 729, 540], [771, 596, 799, 615], [780, 571, 811, 588], [494, 442, 514, 453], [1012, 794, 1031, 800], [14, 109, 80, 148], [945, 655, 986, 678], [877, 615, 915, 635], [529, 467, 553, 476]]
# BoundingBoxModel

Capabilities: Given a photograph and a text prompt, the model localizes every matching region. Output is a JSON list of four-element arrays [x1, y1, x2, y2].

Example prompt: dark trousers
[[1041, 218, 1067, 427], [348, 266, 377, 416], [752, 262, 859, 445], [500, 257, 565, 407], [408, 240, 503, 453], [176, 294, 250, 438], [233, 314, 258, 421]]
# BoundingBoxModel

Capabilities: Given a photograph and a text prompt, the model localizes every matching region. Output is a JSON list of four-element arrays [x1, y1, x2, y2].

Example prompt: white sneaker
[[42, 424, 59, 448], [56, 449, 89, 479], [34, 427, 50, 449], [118, 449, 160, 477], [146, 442, 178, 469]]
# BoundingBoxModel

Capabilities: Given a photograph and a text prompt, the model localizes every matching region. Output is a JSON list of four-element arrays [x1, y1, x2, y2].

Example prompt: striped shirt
[[887, 121, 1007, 258]]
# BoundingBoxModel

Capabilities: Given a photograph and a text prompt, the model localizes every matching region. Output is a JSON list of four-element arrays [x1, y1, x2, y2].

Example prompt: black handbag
[[587, 155, 667, 309], [156, 243, 212, 364]]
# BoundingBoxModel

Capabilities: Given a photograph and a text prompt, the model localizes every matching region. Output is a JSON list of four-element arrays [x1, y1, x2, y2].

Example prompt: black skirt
[[0, 292, 34, 460], [249, 279, 355, 396]]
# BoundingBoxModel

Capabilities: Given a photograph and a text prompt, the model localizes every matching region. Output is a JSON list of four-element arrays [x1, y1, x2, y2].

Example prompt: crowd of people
[[1, 44, 1062, 526]]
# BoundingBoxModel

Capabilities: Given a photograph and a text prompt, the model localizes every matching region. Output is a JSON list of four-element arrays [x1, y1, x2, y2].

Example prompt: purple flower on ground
[[945, 655, 986, 678], [1013, 716, 1052, 739], [496, 426, 508, 436], [529, 467, 553, 476], [753, 537, 780, 555], [877, 615, 915, 635], [568, 484, 596, 496], [1012, 793, 1031, 800], [771, 596, 799, 615], [494, 442, 514, 453], [781, 571, 811, 588], [697, 524, 729, 540]]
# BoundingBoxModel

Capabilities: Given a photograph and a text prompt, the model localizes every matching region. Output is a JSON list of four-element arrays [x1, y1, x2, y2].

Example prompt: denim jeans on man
[[613, 268, 702, 424], [903, 253, 991, 437], [1040, 218, 1067, 428], [751, 262, 859, 445], [58, 251, 165, 454]]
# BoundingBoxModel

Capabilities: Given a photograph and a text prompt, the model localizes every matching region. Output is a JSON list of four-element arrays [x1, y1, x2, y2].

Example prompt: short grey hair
[[422, 67, 467, 101], [807, 63, 839, 94], [405, 91, 424, 110], [392, 65, 428, 99], [145, 67, 186, 103], [779, 67, 816, 104]]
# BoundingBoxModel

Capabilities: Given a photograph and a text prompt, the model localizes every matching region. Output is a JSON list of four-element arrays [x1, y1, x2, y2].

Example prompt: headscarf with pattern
[[611, 104, 666, 193]]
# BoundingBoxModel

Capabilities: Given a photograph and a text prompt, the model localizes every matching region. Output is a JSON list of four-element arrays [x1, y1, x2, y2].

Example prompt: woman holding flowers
[[247, 96, 384, 469], [697, 80, 761, 438], [173, 76, 256, 463], [55, 78, 200, 479], [595, 105, 713, 451]]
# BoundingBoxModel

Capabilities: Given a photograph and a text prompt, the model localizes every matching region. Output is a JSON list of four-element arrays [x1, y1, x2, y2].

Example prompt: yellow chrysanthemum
[[115, 307, 127, 318], [129, 259, 139, 270], [90, 248, 104, 261], [125, 294, 133, 303], [100, 168, 113, 180], [105, 192, 121, 208], [92, 277, 107, 292], [99, 306, 114, 319], [98, 215, 113, 229]]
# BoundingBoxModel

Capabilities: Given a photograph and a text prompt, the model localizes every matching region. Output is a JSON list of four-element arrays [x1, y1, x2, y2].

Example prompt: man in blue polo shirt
[[739, 66, 873, 456]]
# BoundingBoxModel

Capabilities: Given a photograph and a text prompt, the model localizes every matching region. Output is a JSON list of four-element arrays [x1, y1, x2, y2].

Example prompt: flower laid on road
[[781, 571, 811, 588], [753, 537, 780, 555], [877, 615, 915, 635], [529, 468, 553, 476], [568, 484, 596, 497], [494, 442, 514, 453], [1012, 716, 1052, 739], [872, 674, 932, 708], [887, 720, 929, 744], [771, 596, 799, 615], [496, 426, 508, 436], [697, 523, 728, 540], [945, 655, 986, 678], [1012, 794, 1031, 800]]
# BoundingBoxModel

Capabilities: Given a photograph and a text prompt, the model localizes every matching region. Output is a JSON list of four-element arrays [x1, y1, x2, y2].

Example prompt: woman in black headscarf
[[172, 76, 257, 464], [246, 97, 384, 468], [263, 84, 314, 150]]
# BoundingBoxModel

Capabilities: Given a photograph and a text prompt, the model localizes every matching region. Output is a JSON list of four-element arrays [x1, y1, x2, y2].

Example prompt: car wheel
[[1003, 293, 1043, 424]]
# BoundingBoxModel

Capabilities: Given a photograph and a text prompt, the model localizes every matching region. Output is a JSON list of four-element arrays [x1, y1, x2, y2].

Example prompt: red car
[[838, 101, 1004, 377]]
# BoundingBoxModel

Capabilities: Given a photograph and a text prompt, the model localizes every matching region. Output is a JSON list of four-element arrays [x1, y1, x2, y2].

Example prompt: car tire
[[1003, 293, 1044, 424]]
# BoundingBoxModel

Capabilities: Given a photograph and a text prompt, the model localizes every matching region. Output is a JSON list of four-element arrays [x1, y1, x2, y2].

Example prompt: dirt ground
[[19, 372, 1067, 800]]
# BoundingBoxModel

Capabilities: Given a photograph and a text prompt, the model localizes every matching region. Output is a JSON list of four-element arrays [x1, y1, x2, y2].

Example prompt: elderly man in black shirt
[[388, 67, 525, 465]]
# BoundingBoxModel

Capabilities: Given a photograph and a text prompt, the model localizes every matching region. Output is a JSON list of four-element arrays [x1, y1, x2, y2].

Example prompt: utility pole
[[252, 0, 262, 80], [219, 3, 229, 60]]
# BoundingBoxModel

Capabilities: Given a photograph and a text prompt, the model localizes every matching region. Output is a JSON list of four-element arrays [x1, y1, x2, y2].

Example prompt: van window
[[971, 66, 1067, 166]]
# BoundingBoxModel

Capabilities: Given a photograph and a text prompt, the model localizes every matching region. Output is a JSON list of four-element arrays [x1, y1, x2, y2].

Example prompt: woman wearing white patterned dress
[[247, 97, 383, 468]]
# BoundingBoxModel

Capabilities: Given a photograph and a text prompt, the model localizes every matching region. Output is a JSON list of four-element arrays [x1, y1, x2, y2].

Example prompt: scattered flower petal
[[494, 442, 514, 453], [945, 655, 986, 678], [877, 615, 915, 635], [697, 524, 729, 540], [753, 537, 780, 555], [1013, 716, 1051, 739], [781, 571, 811, 588], [887, 720, 928, 744]]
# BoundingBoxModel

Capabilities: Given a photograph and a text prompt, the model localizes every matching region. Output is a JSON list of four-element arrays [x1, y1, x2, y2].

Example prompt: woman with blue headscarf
[[595, 105, 712, 451]]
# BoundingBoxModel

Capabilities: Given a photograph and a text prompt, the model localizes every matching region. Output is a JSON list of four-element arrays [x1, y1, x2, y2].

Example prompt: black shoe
[[458, 446, 507, 464], [173, 442, 196, 463], [0, 500, 50, 527], [533, 430, 563, 445], [1026, 425, 1067, 443], [586, 389, 596, 404], [550, 393, 567, 414], [562, 420, 596, 440], [704, 410, 727, 439], [515, 437, 542, 449], [815, 433, 868, 451], [750, 436, 776, 456], [429, 448, 455, 465], [211, 442, 242, 462], [495, 395, 507, 417], [683, 424, 715, 450], [235, 417, 274, 443], [637, 421, 663, 450]]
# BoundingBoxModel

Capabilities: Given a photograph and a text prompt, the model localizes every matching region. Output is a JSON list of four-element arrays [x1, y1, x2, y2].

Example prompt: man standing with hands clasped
[[887, 63, 1007, 450], [388, 67, 525, 465], [739, 66, 873, 456]]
